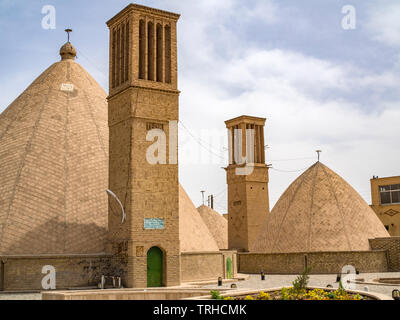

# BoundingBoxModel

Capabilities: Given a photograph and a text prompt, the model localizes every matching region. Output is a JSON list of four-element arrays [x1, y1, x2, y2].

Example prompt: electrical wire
[[271, 165, 312, 173], [267, 156, 315, 162], [76, 49, 108, 81], [179, 120, 226, 161]]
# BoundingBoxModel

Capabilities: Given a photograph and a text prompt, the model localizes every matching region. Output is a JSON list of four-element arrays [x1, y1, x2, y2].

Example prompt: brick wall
[[0, 254, 111, 291], [181, 251, 236, 282], [238, 251, 388, 274], [1, 251, 237, 291], [0, 260, 4, 291], [369, 237, 400, 271]]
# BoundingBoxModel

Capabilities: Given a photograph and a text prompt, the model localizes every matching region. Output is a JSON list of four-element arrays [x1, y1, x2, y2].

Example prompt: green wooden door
[[226, 257, 233, 279], [147, 247, 163, 287]]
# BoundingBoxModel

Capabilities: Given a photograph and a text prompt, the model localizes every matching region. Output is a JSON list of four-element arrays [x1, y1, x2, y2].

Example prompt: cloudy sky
[[1, 0, 399, 212]]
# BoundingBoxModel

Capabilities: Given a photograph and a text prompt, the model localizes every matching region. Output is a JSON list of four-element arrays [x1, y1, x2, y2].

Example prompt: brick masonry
[[252, 162, 390, 253], [106, 5, 182, 288], [0, 56, 109, 255], [238, 250, 388, 274], [225, 116, 270, 252], [0, 251, 237, 291], [181, 251, 237, 282], [0, 254, 111, 291], [369, 237, 400, 271]]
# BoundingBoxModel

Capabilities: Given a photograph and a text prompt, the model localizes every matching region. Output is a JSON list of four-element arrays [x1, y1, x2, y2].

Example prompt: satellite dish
[[106, 189, 126, 223]]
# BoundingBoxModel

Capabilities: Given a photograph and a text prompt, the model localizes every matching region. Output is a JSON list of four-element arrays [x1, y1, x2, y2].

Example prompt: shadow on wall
[[3, 218, 107, 255]]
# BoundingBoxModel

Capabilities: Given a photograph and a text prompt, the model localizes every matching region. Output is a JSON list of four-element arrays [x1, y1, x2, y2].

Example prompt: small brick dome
[[60, 42, 77, 60], [197, 205, 228, 250]]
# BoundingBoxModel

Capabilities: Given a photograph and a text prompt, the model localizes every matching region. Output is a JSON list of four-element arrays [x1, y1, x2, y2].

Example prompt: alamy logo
[[341, 265, 356, 290], [146, 122, 256, 176], [146, 120, 178, 165], [41, 5, 56, 30], [228, 128, 255, 176], [342, 5, 356, 30], [41, 265, 56, 290]]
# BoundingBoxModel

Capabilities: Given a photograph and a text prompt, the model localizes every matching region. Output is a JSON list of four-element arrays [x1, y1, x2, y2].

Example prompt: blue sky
[[1, 0, 400, 211]]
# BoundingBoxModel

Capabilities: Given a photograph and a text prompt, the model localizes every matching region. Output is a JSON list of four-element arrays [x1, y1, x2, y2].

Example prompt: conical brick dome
[[197, 205, 228, 249], [0, 43, 108, 254], [179, 185, 220, 252], [252, 162, 389, 253]]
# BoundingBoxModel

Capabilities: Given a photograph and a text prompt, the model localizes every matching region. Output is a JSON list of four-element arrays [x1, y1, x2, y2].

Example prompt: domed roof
[[252, 162, 389, 253], [59, 42, 77, 60], [0, 44, 108, 255], [197, 205, 228, 249], [179, 185, 220, 252]]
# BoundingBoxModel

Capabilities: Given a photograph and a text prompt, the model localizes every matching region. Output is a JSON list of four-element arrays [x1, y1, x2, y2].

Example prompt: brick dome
[[179, 186, 220, 252], [252, 162, 389, 253], [0, 43, 222, 256], [197, 205, 228, 249], [0, 45, 109, 254]]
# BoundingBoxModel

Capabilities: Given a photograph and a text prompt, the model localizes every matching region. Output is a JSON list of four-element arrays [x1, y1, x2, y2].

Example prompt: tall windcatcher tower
[[106, 4, 181, 288], [225, 116, 270, 252]]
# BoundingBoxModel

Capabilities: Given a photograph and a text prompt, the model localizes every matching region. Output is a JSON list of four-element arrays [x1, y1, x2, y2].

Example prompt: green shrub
[[292, 267, 311, 295], [210, 290, 223, 300]]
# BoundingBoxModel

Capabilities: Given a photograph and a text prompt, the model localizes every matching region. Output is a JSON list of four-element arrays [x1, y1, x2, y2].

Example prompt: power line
[[76, 49, 108, 81], [179, 120, 226, 161], [266, 156, 315, 162], [271, 165, 312, 173], [213, 188, 227, 198]]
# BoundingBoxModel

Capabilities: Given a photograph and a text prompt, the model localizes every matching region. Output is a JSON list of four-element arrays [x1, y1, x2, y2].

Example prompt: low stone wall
[[43, 288, 215, 300], [369, 237, 400, 271], [181, 251, 236, 282], [238, 251, 388, 274], [1, 251, 237, 291], [0, 260, 4, 291], [0, 254, 112, 291]]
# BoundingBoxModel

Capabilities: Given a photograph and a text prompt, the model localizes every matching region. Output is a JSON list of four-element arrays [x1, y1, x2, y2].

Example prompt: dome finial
[[60, 28, 76, 60], [65, 28, 72, 42], [316, 150, 322, 162]]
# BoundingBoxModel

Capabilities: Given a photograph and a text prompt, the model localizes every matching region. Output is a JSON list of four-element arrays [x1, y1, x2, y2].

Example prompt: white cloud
[[366, 2, 400, 47], [1, 0, 399, 211], [178, 30, 400, 209]]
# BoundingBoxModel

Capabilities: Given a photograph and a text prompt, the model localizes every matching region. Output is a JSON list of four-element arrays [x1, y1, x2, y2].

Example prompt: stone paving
[[0, 272, 399, 300], [201, 272, 400, 298], [0, 293, 42, 300]]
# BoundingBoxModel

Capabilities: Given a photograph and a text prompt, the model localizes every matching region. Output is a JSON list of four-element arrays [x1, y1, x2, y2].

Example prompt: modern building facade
[[370, 176, 400, 236]]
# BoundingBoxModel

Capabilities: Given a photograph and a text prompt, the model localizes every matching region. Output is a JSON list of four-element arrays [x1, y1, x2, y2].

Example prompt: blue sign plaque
[[144, 218, 165, 230]]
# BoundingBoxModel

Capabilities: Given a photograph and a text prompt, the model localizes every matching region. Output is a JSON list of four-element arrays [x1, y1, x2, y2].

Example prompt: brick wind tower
[[225, 116, 270, 252], [106, 4, 180, 287]]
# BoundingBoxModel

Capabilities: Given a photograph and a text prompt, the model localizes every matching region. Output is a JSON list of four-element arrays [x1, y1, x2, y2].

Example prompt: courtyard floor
[[200, 272, 400, 298], [1, 272, 399, 300]]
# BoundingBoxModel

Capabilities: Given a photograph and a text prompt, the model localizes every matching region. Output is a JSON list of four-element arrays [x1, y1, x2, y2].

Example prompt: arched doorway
[[226, 257, 233, 279], [147, 246, 163, 287]]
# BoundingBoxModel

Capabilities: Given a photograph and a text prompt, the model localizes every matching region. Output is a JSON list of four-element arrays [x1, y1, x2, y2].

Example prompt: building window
[[120, 24, 125, 84], [148, 21, 155, 81], [116, 27, 121, 87], [112, 30, 117, 88], [164, 25, 171, 83], [380, 184, 400, 205], [156, 23, 163, 82], [139, 20, 145, 80], [111, 21, 130, 88], [125, 21, 129, 82]]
